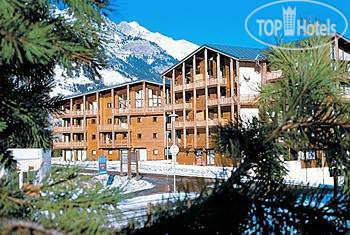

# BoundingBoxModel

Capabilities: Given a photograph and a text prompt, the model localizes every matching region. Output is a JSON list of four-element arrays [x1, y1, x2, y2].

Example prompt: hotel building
[[53, 35, 350, 166]]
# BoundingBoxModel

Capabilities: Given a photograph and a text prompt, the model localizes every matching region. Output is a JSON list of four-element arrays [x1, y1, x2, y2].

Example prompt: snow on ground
[[112, 192, 198, 229], [52, 159, 232, 179], [96, 175, 154, 194]]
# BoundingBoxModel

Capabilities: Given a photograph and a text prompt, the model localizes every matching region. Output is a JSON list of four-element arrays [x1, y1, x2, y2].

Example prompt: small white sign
[[170, 144, 179, 155]]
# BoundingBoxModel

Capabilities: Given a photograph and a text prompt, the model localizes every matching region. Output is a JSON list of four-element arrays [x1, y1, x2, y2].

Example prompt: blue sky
[[108, 0, 349, 48]]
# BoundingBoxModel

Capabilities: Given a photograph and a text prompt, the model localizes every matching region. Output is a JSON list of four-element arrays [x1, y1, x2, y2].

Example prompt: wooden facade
[[53, 80, 167, 161], [162, 46, 269, 166], [53, 35, 350, 166]]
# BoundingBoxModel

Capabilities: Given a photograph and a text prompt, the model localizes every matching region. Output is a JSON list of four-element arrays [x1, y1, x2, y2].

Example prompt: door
[[207, 150, 215, 165], [137, 149, 147, 161]]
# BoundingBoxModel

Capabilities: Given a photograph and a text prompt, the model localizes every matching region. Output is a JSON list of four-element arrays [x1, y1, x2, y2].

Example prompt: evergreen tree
[[0, 0, 110, 169], [130, 37, 350, 234]]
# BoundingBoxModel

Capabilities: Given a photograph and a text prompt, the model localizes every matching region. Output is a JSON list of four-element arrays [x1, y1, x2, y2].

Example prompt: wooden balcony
[[266, 71, 282, 82], [71, 110, 84, 116], [112, 108, 129, 115], [85, 109, 97, 116], [173, 74, 225, 92], [207, 99, 219, 106], [53, 126, 71, 133], [98, 123, 129, 132], [114, 123, 129, 132], [71, 125, 85, 132], [240, 94, 259, 106], [53, 141, 87, 149], [173, 102, 192, 110], [207, 78, 226, 87], [196, 120, 206, 127], [99, 141, 113, 148], [208, 119, 219, 126], [98, 124, 113, 131], [112, 107, 163, 115], [145, 106, 163, 114], [115, 139, 128, 148], [174, 84, 183, 92], [220, 97, 234, 105]]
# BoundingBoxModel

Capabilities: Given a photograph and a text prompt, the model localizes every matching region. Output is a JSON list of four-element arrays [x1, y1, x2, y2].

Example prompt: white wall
[[239, 66, 261, 95], [240, 108, 259, 123], [8, 148, 51, 186], [284, 161, 336, 186]]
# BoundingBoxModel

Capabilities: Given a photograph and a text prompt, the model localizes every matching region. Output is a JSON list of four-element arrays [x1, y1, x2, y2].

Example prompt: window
[[123, 133, 127, 139], [137, 133, 142, 139], [136, 90, 143, 108], [137, 117, 142, 123], [92, 134, 96, 140], [153, 117, 157, 122], [108, 118, 112, 124], [148, 89, 161, 107], [107, 103, 112, 108], [91, 118, 96, 124], [153, 149, 158, 155], [153, 133, 158, 139], [108, 150, 113, 155], [92, 150, 97, 155], [118, 95, 128, 109]]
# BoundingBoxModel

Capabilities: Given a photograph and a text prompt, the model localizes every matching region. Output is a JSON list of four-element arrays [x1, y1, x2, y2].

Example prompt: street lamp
[[169, 113, 178, 193]]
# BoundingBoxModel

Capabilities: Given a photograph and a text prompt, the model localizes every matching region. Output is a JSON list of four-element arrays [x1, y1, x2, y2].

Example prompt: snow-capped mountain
[[52, 19, 198, 96]]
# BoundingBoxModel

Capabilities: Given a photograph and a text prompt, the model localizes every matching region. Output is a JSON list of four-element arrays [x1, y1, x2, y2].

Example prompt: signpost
[[170, 144, 179, 193], [169, 113, 178, 194], [98, 155, 107, 177]]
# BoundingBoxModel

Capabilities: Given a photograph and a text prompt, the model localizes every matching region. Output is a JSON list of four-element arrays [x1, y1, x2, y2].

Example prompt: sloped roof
[[205, 44, 266, 60], [63, 77, 165, 100]]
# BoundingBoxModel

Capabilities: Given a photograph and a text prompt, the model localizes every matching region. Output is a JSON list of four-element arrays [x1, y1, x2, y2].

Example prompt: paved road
[[82, 169, 216, 195]]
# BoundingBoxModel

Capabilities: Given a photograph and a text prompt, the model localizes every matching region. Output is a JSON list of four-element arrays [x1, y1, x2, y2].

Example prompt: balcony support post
[[204, 48, 209, 164], [230, 58, 235, 121], [236, 61, 241, 119], [217, 53, 221, 123], [96, 92, 100, 148], [162, 76, 167, 154], [127, 84, 131, 148], [193, 55, 197, 148], [111, 88, 115, 148], [83, 95, 87, 143], [182, 62, 187, 148], [335, 35, 339, 60], [70, 98, 73, 143]]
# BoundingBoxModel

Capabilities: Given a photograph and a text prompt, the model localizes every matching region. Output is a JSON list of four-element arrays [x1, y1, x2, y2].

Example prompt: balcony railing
[[240, 94, 259, 106], [112, 108, 129, 115], [53, 126, 71, 132], [112, 107, 163, 115], [115, 139, 128, 148], [266, 71, 282, 81], [114, 123, 129, 131], [146, 107, 163, 113], [85, 109, 97, 116], [197, 120, 206, 126], [220, 97, 233, 105], [207, 99, 219, 106], [98, 124, 113, 131], [71, 125, 85, 132], [207, 78, 226, 86], [99, 141, 113, 148], [173, 74, 226, 91], [71, 110, 84, 116], [208, 119, 219, 126], [53, 141, 87, 148]]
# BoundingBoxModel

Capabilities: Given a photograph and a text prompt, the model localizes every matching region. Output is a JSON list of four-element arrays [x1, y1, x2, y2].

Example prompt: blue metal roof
[[205, 44, 266, 60]]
